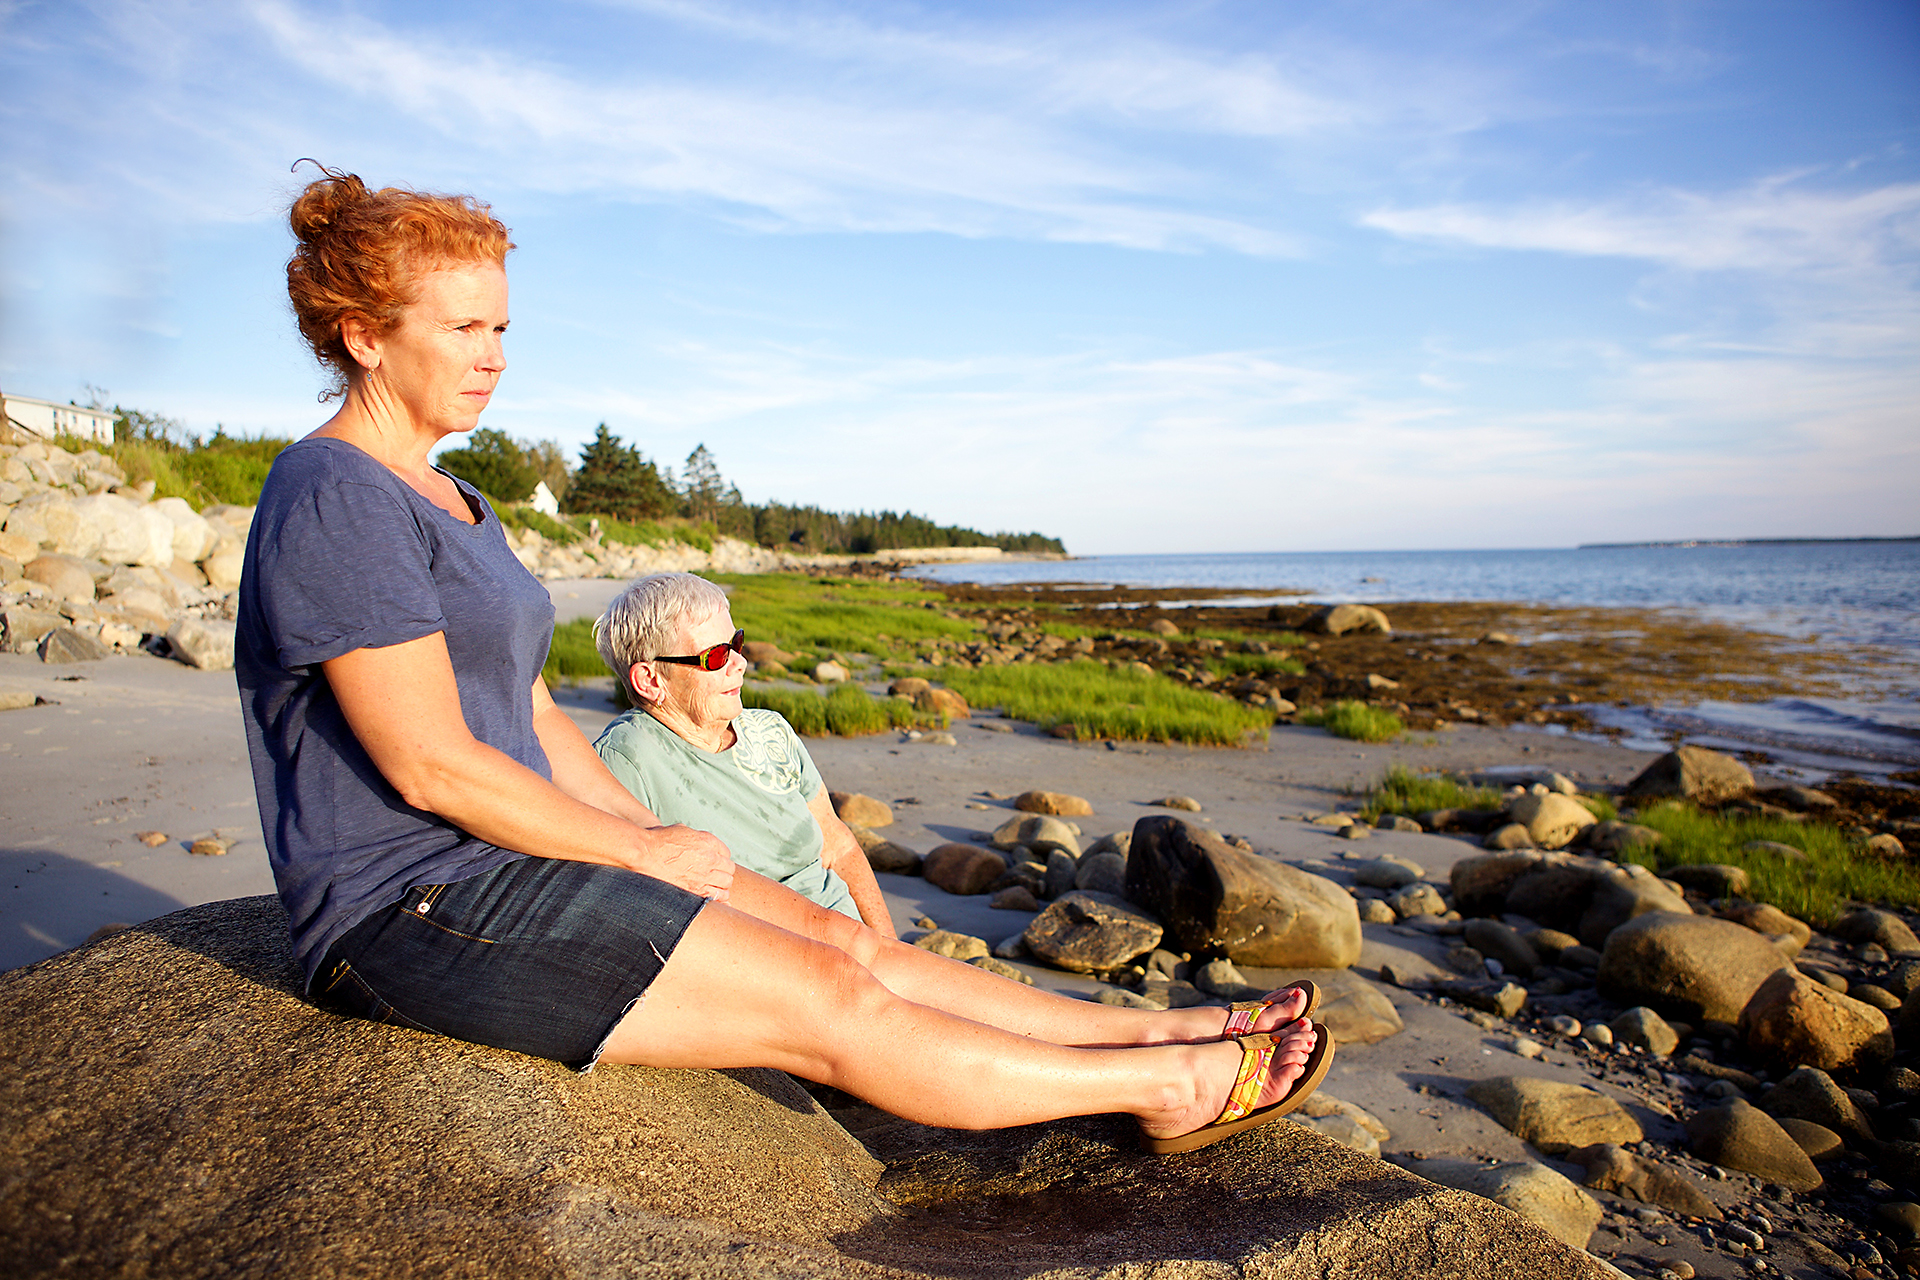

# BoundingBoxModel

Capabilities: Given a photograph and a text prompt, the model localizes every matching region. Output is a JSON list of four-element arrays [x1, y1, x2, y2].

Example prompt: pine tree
[[564, 424, 675, 520]]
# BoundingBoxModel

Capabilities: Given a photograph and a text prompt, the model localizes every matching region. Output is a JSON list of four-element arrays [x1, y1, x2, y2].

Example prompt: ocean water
[[906, 542, 1920, 781]]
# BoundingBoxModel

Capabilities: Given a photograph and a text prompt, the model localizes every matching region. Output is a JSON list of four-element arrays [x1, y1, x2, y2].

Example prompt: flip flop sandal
[[1139, 1021, 1336, 1156], [1222, 980, 1320, 1037]]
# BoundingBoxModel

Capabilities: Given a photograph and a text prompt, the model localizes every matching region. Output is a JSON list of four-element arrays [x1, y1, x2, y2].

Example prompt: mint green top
[[594, 708, 858, 920]]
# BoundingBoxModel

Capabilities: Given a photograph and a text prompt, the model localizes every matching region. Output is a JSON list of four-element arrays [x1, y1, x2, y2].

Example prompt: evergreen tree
[[435, 428, 542, 502], [564, 423, 675, 520], [678, 443, 728, 523]]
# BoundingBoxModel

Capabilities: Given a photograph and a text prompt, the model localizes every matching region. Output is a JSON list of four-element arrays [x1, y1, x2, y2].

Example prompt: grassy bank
[[1300, 701, 1406, 743], [928, 659, 1271, 746]]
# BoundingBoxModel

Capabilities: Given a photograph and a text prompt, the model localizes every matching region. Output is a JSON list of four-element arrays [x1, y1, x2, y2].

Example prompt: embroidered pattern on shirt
[[730, 710, 809, 796]]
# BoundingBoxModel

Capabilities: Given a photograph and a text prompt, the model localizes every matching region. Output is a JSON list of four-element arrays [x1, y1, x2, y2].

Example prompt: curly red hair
[[285, 163, 514, 400]]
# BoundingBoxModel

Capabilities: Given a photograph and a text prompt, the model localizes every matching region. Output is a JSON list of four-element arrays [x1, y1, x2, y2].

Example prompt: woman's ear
[[626, 660, 663, 706], [339, 314, 382, 372]]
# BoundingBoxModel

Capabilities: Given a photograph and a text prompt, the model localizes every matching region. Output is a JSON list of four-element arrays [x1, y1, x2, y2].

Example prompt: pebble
[[188, 838, 228, 856], [1582, 1023, 1614, 1047], [1543, 1014, 1581, 1036], [1510, 1036, 1544, 1059]]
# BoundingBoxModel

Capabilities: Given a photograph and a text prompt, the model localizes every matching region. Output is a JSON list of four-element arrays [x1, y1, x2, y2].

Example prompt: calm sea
[[906, 542, 1920, 781]]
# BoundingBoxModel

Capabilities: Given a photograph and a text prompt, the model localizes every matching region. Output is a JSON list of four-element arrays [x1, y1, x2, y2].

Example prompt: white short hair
[[593, 573, 731, 702]]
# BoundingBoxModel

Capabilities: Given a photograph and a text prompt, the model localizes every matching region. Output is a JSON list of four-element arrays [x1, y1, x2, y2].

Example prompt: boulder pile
[[1, 440, 248, 668]]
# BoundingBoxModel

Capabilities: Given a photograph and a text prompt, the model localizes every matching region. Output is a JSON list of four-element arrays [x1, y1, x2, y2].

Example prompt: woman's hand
[[641, 824, 735, 901]]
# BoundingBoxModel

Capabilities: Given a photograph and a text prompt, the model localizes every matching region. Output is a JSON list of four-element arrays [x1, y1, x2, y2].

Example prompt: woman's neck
[[312, 383, 474, 522], [647, 705, 737, 754]]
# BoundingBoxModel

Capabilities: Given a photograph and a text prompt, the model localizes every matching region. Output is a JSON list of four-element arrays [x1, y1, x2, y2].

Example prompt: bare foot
[[1229, 983, 1314, 1037], [1142, 1020, 1320, 1143]]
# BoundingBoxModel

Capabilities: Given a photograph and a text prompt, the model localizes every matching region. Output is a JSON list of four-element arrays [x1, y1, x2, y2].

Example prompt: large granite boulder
[[1596, 912, 1791, 1024], [1505, 793, 1596, 851], [1685, 1100, 1822, 1191], [1451, 851, 1546, 917], [1392, 1157, 1599, 1250], [1738, 967, 1895, 1072], [1622, 746, 1754, 807], [1022, 891, 1162, 973], [1760, 1066, 1876, 1143], [1465, 1076, 1643, 1154], [1126, 816, 1361, 968], [0, 897, 1615, 1280], [1575, 863, 1691, 949]]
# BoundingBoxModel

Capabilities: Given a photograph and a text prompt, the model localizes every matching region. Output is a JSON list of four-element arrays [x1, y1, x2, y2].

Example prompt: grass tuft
[[740, 683, 923, 737], [1299, 701, 1406, 743], [929, 659, 1270, 746], [1362, 765, 1499, 821]]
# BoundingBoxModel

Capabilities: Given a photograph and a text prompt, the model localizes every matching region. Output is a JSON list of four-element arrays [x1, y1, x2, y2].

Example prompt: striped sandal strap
[[1218, 1033, 1277, 1123], [1223, 1000, 1267, 1037]]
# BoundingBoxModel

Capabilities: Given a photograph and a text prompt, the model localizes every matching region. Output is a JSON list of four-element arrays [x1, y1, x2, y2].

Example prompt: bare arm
[[323, 633, 733, 901], [530, 676, 662, 827], [807, 787, 898, 940]]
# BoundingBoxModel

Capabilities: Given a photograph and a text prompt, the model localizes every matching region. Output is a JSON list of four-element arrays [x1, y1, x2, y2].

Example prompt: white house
[[4, 394, 116, 445]]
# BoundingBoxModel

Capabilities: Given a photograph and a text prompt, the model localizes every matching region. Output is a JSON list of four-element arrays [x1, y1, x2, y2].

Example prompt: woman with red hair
[[236, 164, 1330, 1155]]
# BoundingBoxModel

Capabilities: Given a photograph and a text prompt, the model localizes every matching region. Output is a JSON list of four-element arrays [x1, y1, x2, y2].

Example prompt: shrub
[[1298, 701, 1405, 743]]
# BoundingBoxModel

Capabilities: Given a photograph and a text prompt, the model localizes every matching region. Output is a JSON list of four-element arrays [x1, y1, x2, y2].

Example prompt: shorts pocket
[[315, 957, 437, 1034]]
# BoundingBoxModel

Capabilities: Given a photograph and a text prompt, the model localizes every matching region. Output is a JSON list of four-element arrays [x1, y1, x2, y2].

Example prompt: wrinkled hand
[[639, 824, 735, 902]]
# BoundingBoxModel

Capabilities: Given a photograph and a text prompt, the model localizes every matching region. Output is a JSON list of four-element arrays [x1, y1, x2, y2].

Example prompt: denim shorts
[[312, 855, 707, 1069]]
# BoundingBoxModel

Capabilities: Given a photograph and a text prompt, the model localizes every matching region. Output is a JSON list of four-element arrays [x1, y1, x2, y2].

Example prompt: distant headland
[[1578, 535, 1919, 549]]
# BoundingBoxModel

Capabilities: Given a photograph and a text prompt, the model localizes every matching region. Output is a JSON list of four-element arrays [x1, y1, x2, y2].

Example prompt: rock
[[1463, 920, 1540, 977], [1310, 604, 1392, 637], [1867, 832, 1909, 858], [1610, 1007, 1679, 1056], [38, 627, 112, 663], [1358, 899, 1397, 925], [1503, 860, 1604, 932], [1771, 784, 1837, 811], [812, 660, 851, 683], [966, 955, 1033, 985], [1583, 821, 1663, 857], [921, 844, 1009, 896], [1580, 1023, 1613, 1047], [1480, 631, 1517, 645], [1096, 985, 1163, 1010], [1084, 830, 1132, 860], [1576, 863, 1691, 948], [1716, 901, 1811, 951], [1336, 824, 1370, 841], [201, 546, 245, 592], [1014, 790, 1092, 817], [165, 617, 235, 670], [1138, 976, 1210, 1009], [1465, 1077, 1643, 1154], [1147, 618, 1181, 636], [1875, 1201, 1920, 1239], [1759, 1066, 1875, 1142], [1569, 1143, 1722, 1220], [1506, 793, 1597, 851], [1851, 983, 1901, 1011], [1511, 1037, 1543, 1058], [1152, 795, 1202, 812], [1035, 849, 1074, 899], [1596, 912, 1791, 1025], [150, 496, 217, 563], [3, 606, 66, 653], [189, 838, 229, 856], [912, 687, 971, 721], [1526, 928, 1580, 959], [1353, 855, 1425, 890], [1072, 850, 1127, 897], [1452, 851, 1547, 916], [1484, 823, 1537, 851], [1622, 746, 1755, 807], [1394, 1157, 1599, 1250], [1290, 1111, 1380, 1158], [23, 553, 95, 604], [912, 929, 991, 961], [1738, 967, 1894, 1072], [848, 826, 921, 875], [1194, 958, 1255, 1000], [1435, 980, 1528, 1019], [1685, 1099, 1822, 1191], [1774, 1117, 1844, 1161], [988, 814, 1080, 858], [830, 792, 893, 829], [1364, 674, 1400, 691], [1288, 969, 1405, 1045], [1022, 891, 1162, 974], [1831, 907, 1920, 954], [1739, 840, 1808, 863], [1665, 864, 1750, 898], [0, 689, 37, 711], [1446, 944, 1487, 976], [886, 675, 930, 697], [990, 886, 1041, 912], [1125, 816, 1361, 968], [1389, 883, 1447, 920]]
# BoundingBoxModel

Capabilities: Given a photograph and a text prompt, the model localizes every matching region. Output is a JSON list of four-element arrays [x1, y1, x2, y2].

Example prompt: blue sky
[[3, 0, 1916, 553]]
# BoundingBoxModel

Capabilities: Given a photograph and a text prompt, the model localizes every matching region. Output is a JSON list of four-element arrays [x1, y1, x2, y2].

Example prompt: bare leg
[[723, 869, 1313, 1047], [598, 900, 1320, 1135]]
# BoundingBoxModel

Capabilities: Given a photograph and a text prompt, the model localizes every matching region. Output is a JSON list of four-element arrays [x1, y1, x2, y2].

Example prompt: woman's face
[[364, 261, 509, 437], [652, 605, 747, 730]]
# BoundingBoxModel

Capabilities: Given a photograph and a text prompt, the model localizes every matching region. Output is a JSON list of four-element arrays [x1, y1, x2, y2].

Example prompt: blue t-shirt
[[236, 437, 555, 989]]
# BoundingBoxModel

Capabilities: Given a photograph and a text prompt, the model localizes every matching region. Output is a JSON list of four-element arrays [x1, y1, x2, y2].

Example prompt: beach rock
[[1569, 1143, 1721, 1220], [1033, 849, 1073, 899], [23, 553, 95, 604], [1125, 816, 1361, 969], [1622, 746, 1754, 807], [1436, 980, 1528, 1019], [1310, 604, 1392, 637], [1084, 830, 1132, 861], [1666, 864, 1750, 898], [1293, 1092, 1390, 1154], [912, 929, 991, 961], [1501, 860, 1607, 932], [990, 886, 1040, 912], [150, 497, 217, 563], [1152, 795, 1202, 812], [1445, 944, 1487, 976], [812, 660, 851, 683], [1358, 899, 1397, 924], [1353, 855, 1424, 890], [1393, 1157, 1598, 1250], [1685, 1100, 1822, 1191], [1740, 839, 1808, 863], [1, 606, 63, 653], [1865, 833, 1908, 858], [1483, 824, 1536, 851], [200, 546, 245, 592], [1715, 900, 1811, 950], [1258, 969, 1405, 1045], [1464, 920, 1539, 977], [849, 827, 921, 875], [1831, 907, 1920, 955], [165, 617, 235, 671], [1851, 983, 1901, 1011], [885, 675, 930, 697], [1577, 863, 1691, 948], [1759, 1066, 1875, 1142], [1582, 821, 1663, 857], [1596, 912, 1791, 1025], [921, 844, 1009, 896], [1451, 851, 1547, 917], [1014, 790, 1092, 817], [1022, 891, 1162, 973], [1505, 793, 1596, 851], [1465, 1077, 1643, 1154], [830, 792, 892, 829], [988, 814, 1080, 858], [38, 627, 112, 664], [1389, 883, 1447, 920], [1775, 1118, 1844, 1161], [1610, 1007, 1679, 1056], [912, 687, 970, 721], [1072, 851, 1127, 897], [966, 955, 1033, 985]]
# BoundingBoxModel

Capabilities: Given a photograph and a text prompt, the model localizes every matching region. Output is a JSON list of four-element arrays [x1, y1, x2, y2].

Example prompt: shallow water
[[907, 542, 1920, 781]]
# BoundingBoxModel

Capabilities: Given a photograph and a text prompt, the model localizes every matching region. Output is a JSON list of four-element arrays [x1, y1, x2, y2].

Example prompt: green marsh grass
[[542, 617, 609, 686], [928, 659, 1271, 746], [712, 573, 977, 659], [1299, 701, 1406, 743], [1362, 765, 1500, 821], [741, 683, 923, 737], [1618, 801, 1920, 926]]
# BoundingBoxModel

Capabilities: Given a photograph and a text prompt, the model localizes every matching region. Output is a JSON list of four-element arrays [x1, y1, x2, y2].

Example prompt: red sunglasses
[[653, 629, 746, 672]]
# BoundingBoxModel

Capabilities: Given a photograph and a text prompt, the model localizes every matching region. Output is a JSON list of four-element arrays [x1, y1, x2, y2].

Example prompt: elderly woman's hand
[[640, 824, 736, 902]]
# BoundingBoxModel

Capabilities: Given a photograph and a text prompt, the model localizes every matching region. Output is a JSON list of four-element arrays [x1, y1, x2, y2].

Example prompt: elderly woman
[[236, 165, 1330, 1156], [591, 573, 894, 937]]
